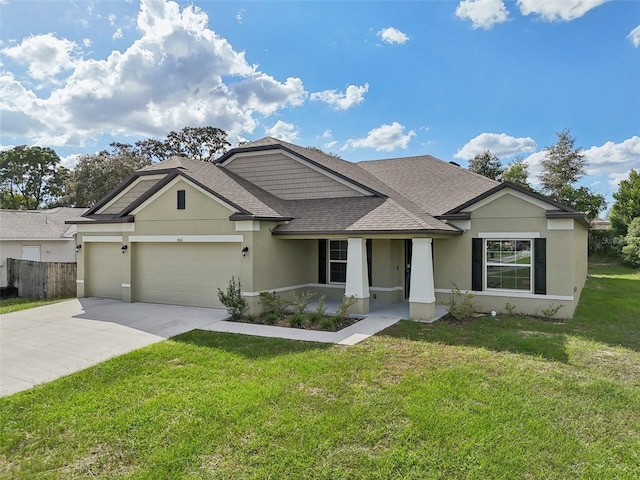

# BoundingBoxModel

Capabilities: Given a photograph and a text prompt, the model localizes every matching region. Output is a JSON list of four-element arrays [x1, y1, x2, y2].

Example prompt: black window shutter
[[318, 239, 327, 284], [366, 239, 372, 287], [471, 238, 483, 291], [534, 238, 547, 295], [177, 190, 186, 209]]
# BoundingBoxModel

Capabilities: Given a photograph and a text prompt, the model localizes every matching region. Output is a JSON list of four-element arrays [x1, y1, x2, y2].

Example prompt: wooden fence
[[6, 258, 77, 299]]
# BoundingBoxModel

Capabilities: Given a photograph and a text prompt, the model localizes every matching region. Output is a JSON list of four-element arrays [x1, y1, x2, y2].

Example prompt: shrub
[[335, 295, 357, 324], [315, 294, 327, 318], [261, 311, 279, 325], [502, 302, 517, 316], [289, 290, 316, 315], [621, 217, 640, 268], [259, 291, 290, 316], [217, 277, 247, 321], [541, 303, 563, 320], [445, 282, 477, 321], [288, 313, 306, 329]]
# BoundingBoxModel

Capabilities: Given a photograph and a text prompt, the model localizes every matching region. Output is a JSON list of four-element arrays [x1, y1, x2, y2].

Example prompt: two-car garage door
[[134, 243, 242, 308]]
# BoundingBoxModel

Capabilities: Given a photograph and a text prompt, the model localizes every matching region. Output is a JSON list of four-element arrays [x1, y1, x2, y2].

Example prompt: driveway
[[0, 298, 229, 397]]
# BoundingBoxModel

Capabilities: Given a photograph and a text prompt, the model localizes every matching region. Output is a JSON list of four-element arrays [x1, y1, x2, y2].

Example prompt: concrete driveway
[[0, 298, 229, 397]]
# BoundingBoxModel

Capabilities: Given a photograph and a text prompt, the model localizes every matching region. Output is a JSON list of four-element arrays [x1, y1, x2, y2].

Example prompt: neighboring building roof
[[0, 207, 87, 240], [71, 137, 589, 234]]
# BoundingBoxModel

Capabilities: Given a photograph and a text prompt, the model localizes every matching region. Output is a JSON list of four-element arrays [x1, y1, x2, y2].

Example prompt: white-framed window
[[485, 239, 532, 291], [329, 239, 348, 283]]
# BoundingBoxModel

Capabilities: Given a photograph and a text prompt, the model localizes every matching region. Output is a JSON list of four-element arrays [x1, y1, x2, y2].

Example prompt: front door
[[404, 239, 412, 299]]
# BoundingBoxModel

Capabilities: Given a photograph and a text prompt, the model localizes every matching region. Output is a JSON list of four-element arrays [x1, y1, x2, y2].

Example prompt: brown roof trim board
[[271, 228, 463, 236], [442, 182, 590, 228], [68, 215, 135, 224], [216, 143, 385, 198]]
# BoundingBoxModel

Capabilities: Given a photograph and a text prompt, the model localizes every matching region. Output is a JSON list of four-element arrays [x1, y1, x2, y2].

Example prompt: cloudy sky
[[1, 0, 639, 208]]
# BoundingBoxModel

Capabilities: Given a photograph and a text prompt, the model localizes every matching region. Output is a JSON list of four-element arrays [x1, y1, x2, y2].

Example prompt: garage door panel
[[134, 243, 242, 308], [87, 243, 122, 299]]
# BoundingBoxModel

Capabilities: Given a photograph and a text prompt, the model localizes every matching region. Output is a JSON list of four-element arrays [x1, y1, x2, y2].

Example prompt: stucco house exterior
[[1, 207, 86, 288], [68, 137, 589, 320]]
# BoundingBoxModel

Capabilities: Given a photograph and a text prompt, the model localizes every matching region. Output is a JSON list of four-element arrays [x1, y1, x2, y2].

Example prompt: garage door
[[134, 243, 242, 308], [86, 243, 122, 299]]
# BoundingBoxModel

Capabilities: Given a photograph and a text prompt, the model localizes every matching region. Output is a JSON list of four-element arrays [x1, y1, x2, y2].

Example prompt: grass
[[0, 297, 71, 315], [1, 260, 639, 479]]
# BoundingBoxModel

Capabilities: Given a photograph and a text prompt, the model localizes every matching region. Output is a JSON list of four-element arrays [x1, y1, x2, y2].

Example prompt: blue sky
[[1, 0, 639, 210]]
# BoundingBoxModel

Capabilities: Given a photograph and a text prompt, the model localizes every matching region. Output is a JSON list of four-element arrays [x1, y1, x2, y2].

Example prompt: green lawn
[[1, 261, 639, 479], [0, 297, 71, 315]]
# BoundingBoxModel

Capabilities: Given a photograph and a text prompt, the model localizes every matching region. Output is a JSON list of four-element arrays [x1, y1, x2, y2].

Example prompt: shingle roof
[[1, 207, 87, 239], [358, 155, 500, 216]]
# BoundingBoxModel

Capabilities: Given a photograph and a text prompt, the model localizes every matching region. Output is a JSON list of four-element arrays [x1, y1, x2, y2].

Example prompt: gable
[[131, 177, 238, 222], [221, 150, 369, 200], [97, 175, 166, 215], [465, 189, 551, 219]]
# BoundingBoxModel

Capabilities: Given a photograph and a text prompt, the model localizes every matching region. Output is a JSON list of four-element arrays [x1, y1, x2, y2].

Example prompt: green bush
[[621, 218, 640, 268], [288, 313, 306, 329], [217, 277, 247, 321], [445, 282, 477, 321], [315, 294, 327, 318], [289, 290, 316, 315], [259, 291, 290, 316]]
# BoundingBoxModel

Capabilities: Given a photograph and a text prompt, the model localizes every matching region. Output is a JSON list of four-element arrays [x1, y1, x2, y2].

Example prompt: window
[[177, 190, 186, 210], [329, 240, 348, 283], [485, 239, 532, 291]]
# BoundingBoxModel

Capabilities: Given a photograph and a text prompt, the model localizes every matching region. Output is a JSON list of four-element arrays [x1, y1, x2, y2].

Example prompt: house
[[0, 207, 87, 288], [68, 137, 589, 320]]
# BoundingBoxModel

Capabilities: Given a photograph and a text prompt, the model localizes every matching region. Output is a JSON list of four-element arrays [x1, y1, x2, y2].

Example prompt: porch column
[[409, 238, 436, 321], [345, 237, 370, 314]]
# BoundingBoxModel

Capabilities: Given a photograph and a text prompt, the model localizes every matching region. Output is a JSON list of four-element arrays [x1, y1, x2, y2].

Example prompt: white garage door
[[87, 243, 122, 299], [134, 243, 242, 308]]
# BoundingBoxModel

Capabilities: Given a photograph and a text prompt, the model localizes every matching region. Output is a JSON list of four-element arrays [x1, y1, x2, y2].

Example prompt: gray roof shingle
[[1, 207, 88, 239]]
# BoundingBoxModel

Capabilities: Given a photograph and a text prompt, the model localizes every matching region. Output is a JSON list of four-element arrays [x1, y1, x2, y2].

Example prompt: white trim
[[129, 235, 243, 243], [235, 221, 260, 232], [484, 237, 534, 293], [77, 224, 135, 233], [409, 296, 436, 304], [76, 279, 84, 284], [221, 150, 373, 197], [479, 232, 540, 239], [447, 219, 471, 231], [130, 176, 238, 215], [434, 288, 574, 301], [0, 238, 72, 242], [370, 285, 404, 293], [83, 236, 123, 243], [122, 283, 131, 288], [464, 188, 553, 212], [96, 174, 166, 214], [547, 218, 574, 230]]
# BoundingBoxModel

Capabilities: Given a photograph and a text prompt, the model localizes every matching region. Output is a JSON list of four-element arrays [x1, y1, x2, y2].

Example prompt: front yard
[[1, 261, 639, 479]]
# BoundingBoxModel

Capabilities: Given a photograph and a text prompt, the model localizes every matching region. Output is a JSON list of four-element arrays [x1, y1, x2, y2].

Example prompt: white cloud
[[113, 28, 124, 40], [377, 27, 409, 45], [82, 39, 92, 47], [342, 122, 416, 152], [310, 83, 369, 110], [455, 0, 509, 30], [0, 0, 311, 147], [265, 120, 299, 142], [108, 14, 117, 27], [583, 136, 640, 186], [516, 0, 608, 21], [320, 129, 332, 139], [455, 132, 536, 159], [628, 25, 640, 47], [0, 33, 79, 80]]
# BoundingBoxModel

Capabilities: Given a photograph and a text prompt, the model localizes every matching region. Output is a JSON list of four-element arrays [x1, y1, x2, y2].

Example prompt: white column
[[345, 237, 370, 314], [409, 238, 436, 321]]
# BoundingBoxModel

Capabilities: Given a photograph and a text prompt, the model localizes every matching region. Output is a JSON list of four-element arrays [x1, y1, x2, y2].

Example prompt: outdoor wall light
[[121, 244, 128, 254], [76, 244, 82, 253], [241, 246, 249, 257]]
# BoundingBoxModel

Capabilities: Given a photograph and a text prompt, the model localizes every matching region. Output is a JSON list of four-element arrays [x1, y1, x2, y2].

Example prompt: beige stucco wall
[[433, 191, 588, 319], [1, 240, 76, 287]]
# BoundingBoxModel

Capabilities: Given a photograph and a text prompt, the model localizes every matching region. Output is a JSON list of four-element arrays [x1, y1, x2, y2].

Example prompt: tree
[[0, 146, 69, 209], [555, 185, 606, 221], [538, 128, 605, 218], [468, 150, 503, 180], [64, 143, 152, 208], [621, 217, 640, 268], [610, 169, 640, 236], [134, 126, 230, 162], [500, 157, 531, 189], [539, 128, 587, 196]]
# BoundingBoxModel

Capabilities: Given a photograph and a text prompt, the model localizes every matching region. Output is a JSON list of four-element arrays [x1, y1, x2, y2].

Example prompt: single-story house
[[1, 207, 87, 288], [68, 137, 589, 320]]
